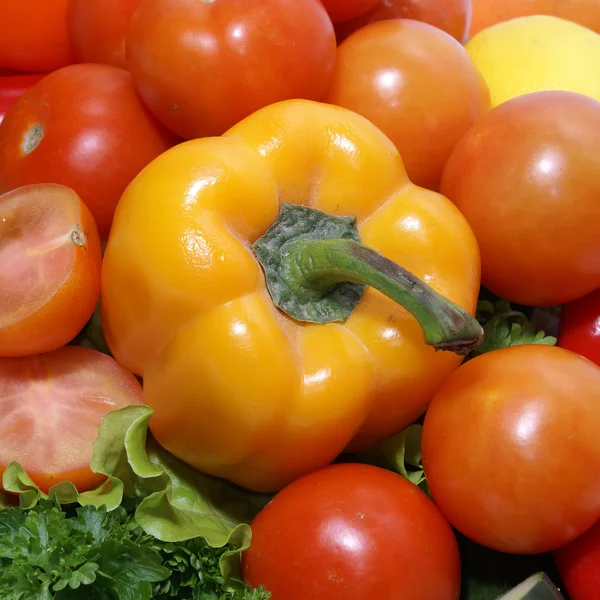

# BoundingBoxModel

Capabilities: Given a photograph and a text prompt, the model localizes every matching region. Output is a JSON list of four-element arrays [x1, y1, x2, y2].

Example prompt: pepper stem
[[282, 238, 482, 355], [252, 203, 482, 356]]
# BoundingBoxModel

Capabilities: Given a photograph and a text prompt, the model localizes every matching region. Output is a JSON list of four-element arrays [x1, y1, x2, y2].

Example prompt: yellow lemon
[[466, 15, 600, 107]]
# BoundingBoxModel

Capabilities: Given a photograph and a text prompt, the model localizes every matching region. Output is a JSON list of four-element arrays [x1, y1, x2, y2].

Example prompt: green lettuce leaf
[[1, 405, 268, 548]]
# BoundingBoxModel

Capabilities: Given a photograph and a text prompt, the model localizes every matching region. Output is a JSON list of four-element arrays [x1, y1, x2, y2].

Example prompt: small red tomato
[[422, 344, 600, 555], [0, 184, 102, 357], [0, 74, 45, 124], [554, 519, 600, 600], [321, 0, 380, 23], [441, 91, 600, 307], [323, 19, 490, 191], [0, 63, 178, 238], [243, 463, 461, 600], [68, 0, 144, 70], [0, 345, 143, 493], [126, 0, 337, 139], [336, 0, 472, 43], [558, 287, 600, 366]]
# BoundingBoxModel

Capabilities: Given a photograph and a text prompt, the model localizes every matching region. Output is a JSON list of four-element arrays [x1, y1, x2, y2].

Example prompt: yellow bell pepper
[[101, 100, 482, 492]]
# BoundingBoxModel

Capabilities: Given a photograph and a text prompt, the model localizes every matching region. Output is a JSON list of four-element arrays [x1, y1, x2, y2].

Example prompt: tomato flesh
[[0, 346, 143, 493], [0, 184, 102, 357]]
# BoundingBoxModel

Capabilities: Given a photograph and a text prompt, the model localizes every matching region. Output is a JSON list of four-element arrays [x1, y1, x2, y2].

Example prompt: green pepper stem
[[282, 238, 483, 355]]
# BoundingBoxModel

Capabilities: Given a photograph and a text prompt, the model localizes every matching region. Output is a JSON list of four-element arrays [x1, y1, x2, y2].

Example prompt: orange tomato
[[0, 346, 143, 493], [469, 0, 600, 38], [441, 91, 600, 306], [0, 184, 101, 357], [336, 0, 472, 43], [324, 20, 490, 191], [422, 345, 600, 554], [68, 0, 144, 70], [0, 0, 74, 73]]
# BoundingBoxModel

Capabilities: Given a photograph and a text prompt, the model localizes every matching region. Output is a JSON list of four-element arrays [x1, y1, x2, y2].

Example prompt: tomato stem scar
[[20, 123, 44, 155], [71, 225, 87, 247]]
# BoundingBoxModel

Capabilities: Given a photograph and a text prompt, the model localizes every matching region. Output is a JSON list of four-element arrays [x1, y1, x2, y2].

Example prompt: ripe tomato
[[0, 184, 101, 357], [469, 0, 600, 38], [243, 463, 461, 600], [441, 91, 600, 307], [554, 519, 600, 600], [422, 344, 600, 555], [320, 0, 380, 23], [0, 74, 44, 124], [68, 0, 143, 70], [323, 20, 490, 191], [558, 288, 600, 366], [0, 345, 143, 493], [0, 64, 178, 239], [336, 0, 472, 43], [126, 0, 336, 139], [0, 1, 74, 73]]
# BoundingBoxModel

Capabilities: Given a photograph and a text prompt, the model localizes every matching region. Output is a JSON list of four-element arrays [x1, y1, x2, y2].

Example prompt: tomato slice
[[0, 345, 143, 493], [0, 184, 101, 356]]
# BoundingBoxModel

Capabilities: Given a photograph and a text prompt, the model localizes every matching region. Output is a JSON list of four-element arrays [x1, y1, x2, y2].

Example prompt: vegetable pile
[[2, 1, 600, 599]]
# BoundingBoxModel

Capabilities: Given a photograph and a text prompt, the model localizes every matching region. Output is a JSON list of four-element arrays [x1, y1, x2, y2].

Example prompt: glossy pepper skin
[[101, 100, 481, 492], [558, 287, 600, 365]]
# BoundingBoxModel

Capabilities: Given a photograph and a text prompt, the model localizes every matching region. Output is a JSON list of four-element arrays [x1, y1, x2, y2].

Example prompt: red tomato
[[68, 0, 144, 70], [441, 91, 600, 307], [554, 519, 600, 600], [126, 0, 337, 139], [336, 0, 472, 43], [558, 288, 600, 365], [0, 1, 74, 73], [0, 345, 143, 493], [321, 0, 380, 23], [0, 64, 178, 239], [422, 344, 600, 555], [242, 463, 461, 600], [323, 20, 490, 191], [470, 0, 600, 38], [0, 74, 45, 124], [0, 184, 101, 357]]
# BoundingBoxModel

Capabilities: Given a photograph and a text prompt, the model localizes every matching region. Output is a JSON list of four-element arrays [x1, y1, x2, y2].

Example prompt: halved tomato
[[0, 184, 102, 357], [0, 345, 143, 493]]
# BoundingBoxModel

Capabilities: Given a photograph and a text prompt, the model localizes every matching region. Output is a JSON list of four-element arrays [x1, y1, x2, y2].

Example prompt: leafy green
[[0, 501, 270, 600], [470, 298, 557, 358], [0, 501, 168, 600], [1, 406, 273, 596], [2, 406, 267, 545], [349, 424, 429, 495]]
